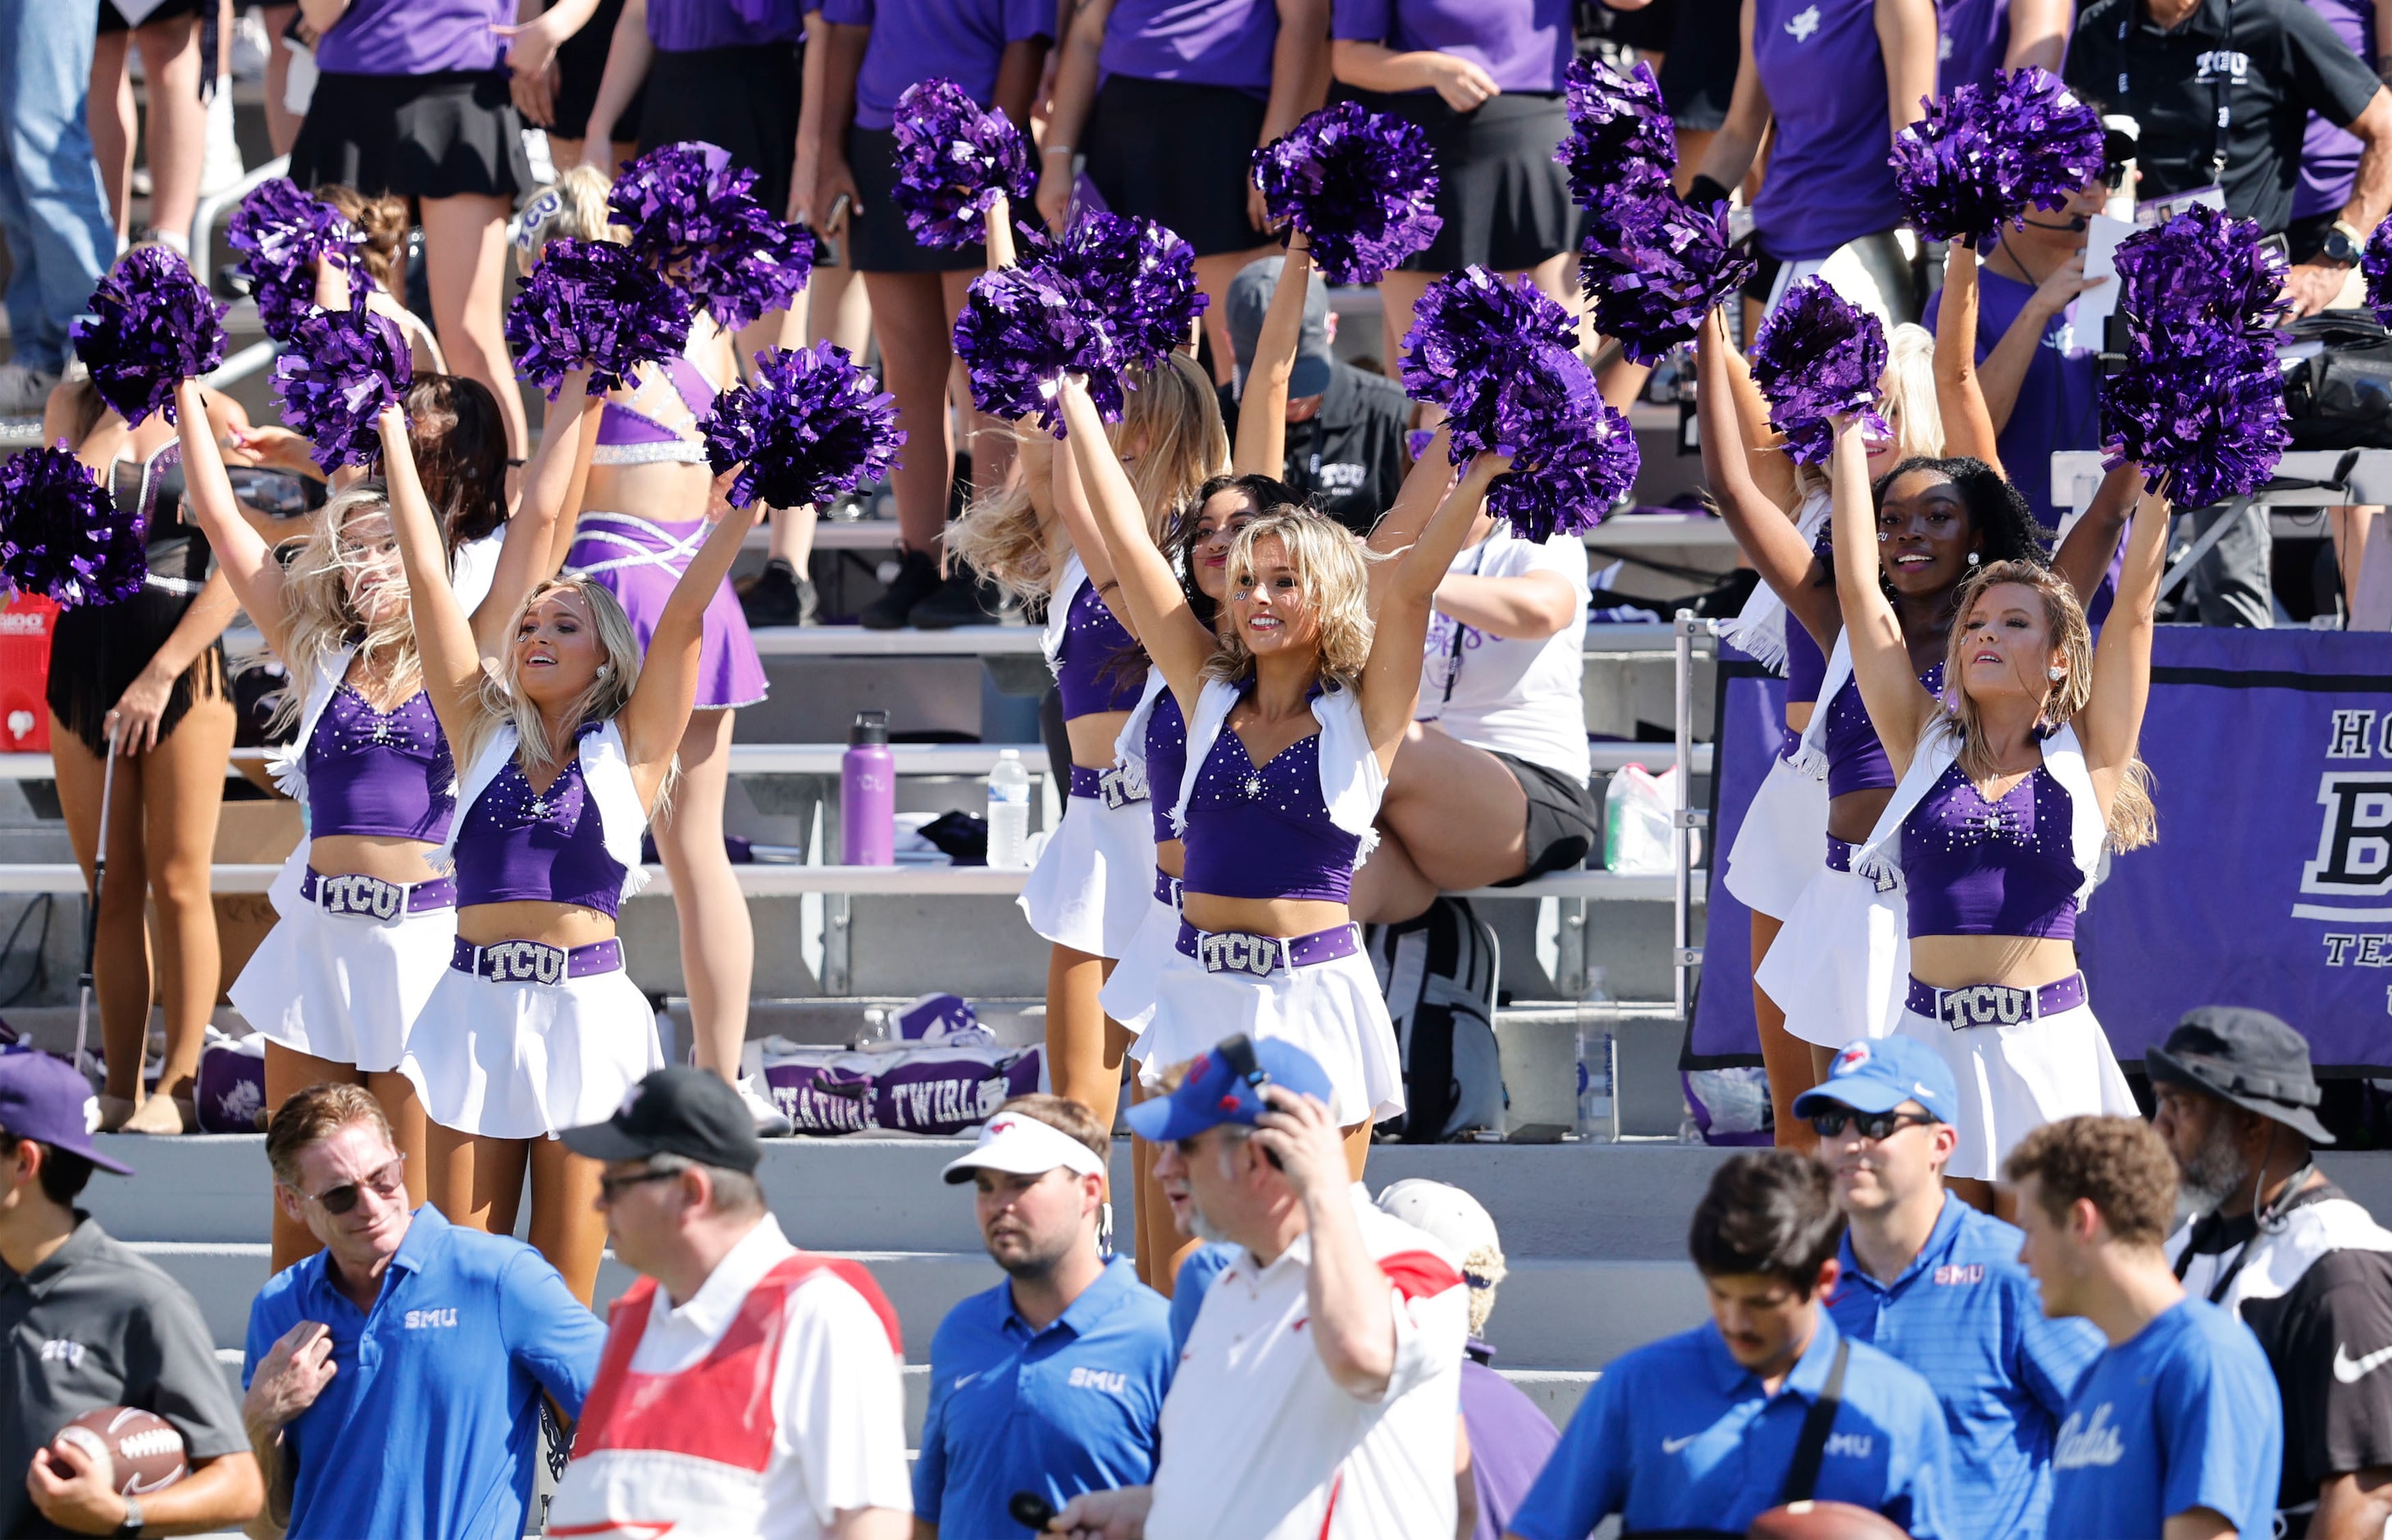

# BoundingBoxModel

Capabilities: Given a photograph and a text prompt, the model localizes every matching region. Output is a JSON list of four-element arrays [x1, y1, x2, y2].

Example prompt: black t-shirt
[[2174, 1183, 2392, 1535], [2066, 0, 2382, 233], [1219, 361, 1415, 537]]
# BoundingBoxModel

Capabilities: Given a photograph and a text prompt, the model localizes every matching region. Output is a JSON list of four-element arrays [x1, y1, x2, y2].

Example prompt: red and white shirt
[[547, 1215, 914, 1539], [1147, 1186, 1469, 1540]]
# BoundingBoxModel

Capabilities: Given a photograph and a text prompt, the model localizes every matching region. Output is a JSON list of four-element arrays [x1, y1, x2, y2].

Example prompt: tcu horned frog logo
[[2303, 709, 2392, 1009]]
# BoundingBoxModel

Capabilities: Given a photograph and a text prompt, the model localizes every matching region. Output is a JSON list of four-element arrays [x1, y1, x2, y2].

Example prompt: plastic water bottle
[[1576, 1005, 1617, 1143], [986, 749, 1032, 868], [841, 709, 895, 865]]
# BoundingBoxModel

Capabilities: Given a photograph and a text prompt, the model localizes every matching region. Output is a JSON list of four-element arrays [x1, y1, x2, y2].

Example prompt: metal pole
[[1672, 612, 1695, 1022], [75, 725, 120, 1074]]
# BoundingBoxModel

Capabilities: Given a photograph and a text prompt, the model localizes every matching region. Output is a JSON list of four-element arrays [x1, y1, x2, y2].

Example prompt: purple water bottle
[[841, 709, 895, 865]]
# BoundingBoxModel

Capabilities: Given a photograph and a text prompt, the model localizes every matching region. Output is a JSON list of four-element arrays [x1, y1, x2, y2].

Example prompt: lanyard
[[2171, 1160, 2318, 1305], [2116, 0, 2235, 181], [1438, 541, 1493, 706]]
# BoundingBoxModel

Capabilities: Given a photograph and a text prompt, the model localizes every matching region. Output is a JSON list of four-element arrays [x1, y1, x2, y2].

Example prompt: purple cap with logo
[[0, 1050, 134, 1174]]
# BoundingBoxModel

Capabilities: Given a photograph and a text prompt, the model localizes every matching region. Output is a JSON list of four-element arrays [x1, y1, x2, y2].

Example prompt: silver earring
[[1966, 552, 1981, 567], [2047, 665, 2065, 681], [595, 663, 610, 678]]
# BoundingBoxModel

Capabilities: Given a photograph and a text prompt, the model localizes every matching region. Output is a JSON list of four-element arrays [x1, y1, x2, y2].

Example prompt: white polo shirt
[[1146, 1187, 1469, 1540], [1418, 527, 1591, 785]]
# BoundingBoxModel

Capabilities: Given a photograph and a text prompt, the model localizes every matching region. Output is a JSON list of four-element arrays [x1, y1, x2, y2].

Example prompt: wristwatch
[[114, 1495, 143, 1537], [2320, 220, 2365, 266]]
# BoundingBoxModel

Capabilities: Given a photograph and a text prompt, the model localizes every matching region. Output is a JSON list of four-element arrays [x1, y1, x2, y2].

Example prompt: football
[[1747, 1499, 1914, 1539], [50, 1406, 189, 1495]]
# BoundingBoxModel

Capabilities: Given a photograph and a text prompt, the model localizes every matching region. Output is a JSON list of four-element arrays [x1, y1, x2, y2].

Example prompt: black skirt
[[640, 42, 802, 216], [1661, 0, 1743, 132], [98, 0, 206, 34], [551, 0, 645, 144], [1083, 74, 1269, 258], [845, 123, 989, 274], [45, 533, 225, 757], [1373, 89, 1577, 274], [290, 69, 533, 202]]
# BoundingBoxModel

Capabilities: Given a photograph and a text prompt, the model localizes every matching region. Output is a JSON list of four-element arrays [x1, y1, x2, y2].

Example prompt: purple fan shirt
[[1330, 0, 1575, 93], [2293, 0, 2377, 219], [313, 0, 508, 75], [1462, 1357, 1561, 1540], [646, 0, 804, 51], [1750, 0, 1905, 260], [1100, 0, 1280, 93], [1922, 262, 2095, 531], [1935, 0, 2012, 89], [825, 0, 1055, 129]]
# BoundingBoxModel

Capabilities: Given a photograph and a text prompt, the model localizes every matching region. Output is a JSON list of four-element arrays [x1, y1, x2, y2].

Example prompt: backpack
[[1365, 896, 1506, 1141]]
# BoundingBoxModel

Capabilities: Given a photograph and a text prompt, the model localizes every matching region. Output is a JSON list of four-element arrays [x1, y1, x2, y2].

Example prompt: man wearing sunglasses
[[1798, 1037, 2105, 1540], [239, 1082, 604, 1540]]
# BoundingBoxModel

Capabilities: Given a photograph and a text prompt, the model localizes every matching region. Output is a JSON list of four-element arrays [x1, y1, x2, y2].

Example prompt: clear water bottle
[[986, 749, 1032, 868], [1576, 1009, 1617, 1143]]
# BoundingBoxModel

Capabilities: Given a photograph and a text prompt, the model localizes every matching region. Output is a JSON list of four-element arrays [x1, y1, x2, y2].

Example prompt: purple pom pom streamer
[[1889, 67, 2105, 246], [228, 178, 363, 344], [1747, 278, 1889, 466], [606, 142, 819, 329], [1400, 267, 1589, 461], [1055, 212, 1208, 367], [1579, 190, 1757, 363], [1554, 58, 1675, 212], [2111, 203, 2287, 335], [0, 445, 146, 608], [505, 238, 695, 399], [702, 342, 905, 510], [271, 306, 415, 472], [952, 263, 1126, 434], [2367, 219, 2392, 327], [71, 247, 228, 427], [1251, 102, 1442, 285], [1487, 405, 1641, 542], [891, 79, 1037, 251]]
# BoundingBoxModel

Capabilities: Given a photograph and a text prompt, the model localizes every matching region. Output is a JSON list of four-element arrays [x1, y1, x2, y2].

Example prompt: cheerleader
[[1062, 371, 1508, 1178], [1826, 417, 2163, 1206], [384, 405, 759, 1302]]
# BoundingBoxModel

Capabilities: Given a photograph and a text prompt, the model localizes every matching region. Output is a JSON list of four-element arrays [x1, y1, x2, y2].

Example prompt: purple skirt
[[564, 512, 768, 710]]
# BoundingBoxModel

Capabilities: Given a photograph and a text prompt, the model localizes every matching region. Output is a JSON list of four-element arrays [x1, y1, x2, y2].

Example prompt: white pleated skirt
[[1131, 941, 1404, 1129], [1893, 996, 2139, 1182], [398, 964, 663, 1140], [1722, 756, 1829, 923], [229, 899, 456, 1073], [1018, 793, 1159, 959], [1754, 861, 1910, 1049], [1100, 891, 1180, 1036]]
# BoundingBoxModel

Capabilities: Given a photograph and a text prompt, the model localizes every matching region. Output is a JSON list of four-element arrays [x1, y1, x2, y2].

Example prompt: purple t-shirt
[[1750, 0, 1904, 260], [826, 0, 1053, 129], [1922, 262, 2096, 531], [314, 0, 508, 75], [1099, 0, 1280, 93], [1330, 0, 1575, 93], [646, 0, 804, 51], [2294, 0, 2377, 218], [1935, 0, 2011, 90], [1462, 1356, 1560, 1540]]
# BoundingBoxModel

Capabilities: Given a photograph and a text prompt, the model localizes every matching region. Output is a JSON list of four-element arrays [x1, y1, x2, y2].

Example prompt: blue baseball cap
[[1791, 1037, 1957, 1125], [1125, 1037, 1334, 1143], [0, 1049, 134, 1174]]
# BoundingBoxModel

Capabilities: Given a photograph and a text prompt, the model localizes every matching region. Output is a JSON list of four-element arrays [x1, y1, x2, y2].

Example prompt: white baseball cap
[[942, 1109, 1107, 1185], [1374, 1178, 1500, 1257]]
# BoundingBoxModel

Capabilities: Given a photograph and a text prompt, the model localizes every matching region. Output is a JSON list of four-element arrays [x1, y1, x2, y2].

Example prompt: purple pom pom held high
[[606, 141, 818, 328], [1555, 57, 1675, 212], [1579, 189, 1758, 362], [1057, 212, 1208, 367], [2111, 203, 2288, 335], [0, 445, 145, 608], [952, 262, 1126, 433], [1400, 267, 1583, 459], [2367, 220, 2392, 327], [1747, 278, 1889, 465], [702, 342, 906, 510], [228, 177, 363, 343], [1251, 102, 1442, 285], [891, 79, 1037, 250], [71, 246, 229, 427], [506, 237, 696, 399], [1488, 405, 1642, 541], [1890, 67, 2105, 246], [271, 306, 417, 472]]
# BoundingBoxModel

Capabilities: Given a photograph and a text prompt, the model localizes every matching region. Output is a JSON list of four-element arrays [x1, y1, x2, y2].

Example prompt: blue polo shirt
[[241, 1205, 604, 1540], [914, 1257, 1175, 1538], [2046, 1298, 2284, 1540], [1827, 1196, 2103, 1540], [1508, 1310, 1955, 1540]]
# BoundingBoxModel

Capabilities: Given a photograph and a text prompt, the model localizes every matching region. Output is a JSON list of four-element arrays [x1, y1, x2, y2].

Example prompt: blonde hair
[[1791, 322, 1944, 499], [461, 575, 676, 811], [1937, 560, 2155, 850], [514, 165, 622, 277], [950, 352, 1230, 606], [271, 483, 423, 731], [1203, 510, 1375, 690]]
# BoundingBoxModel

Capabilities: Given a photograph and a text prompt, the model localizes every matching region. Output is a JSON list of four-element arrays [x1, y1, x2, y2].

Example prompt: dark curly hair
[[403, 374, 510, 553], [1169, 472, 1307, 629], [2005, 1115, 2179, 1249], [1687, 1149, 1846, 1293], [1873, 454, 2047, 568]]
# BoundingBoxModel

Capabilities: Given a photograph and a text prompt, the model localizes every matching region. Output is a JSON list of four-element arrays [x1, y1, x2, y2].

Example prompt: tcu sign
[[1937, 984, 2034, 1028]]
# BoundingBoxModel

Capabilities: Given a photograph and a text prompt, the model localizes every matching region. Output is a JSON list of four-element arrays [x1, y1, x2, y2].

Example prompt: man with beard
[[917, 1096, 1173, 1538], [2152, 1007, 2392, 1540]]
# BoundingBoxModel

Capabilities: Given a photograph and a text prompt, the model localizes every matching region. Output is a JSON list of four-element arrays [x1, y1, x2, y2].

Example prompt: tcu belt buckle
[[1199, 932, 1284, 977], [483, 940, 567, 986], [320, 873, 404, 922], [1097, 763, 1146, 809], [1941, 983, 2030, 1029]]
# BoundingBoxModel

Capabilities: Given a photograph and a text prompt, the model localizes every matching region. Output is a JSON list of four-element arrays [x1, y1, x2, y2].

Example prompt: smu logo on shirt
[[1785, 5, 1820, 39], [2053, 1403, 2127, 1468], [1068, 1366, 1129, 1395], [2194, 48, 2250, 82], [1825, 1432, 1875, 1458], [1933, 1264, 1986, 1286], [403, 1308, 459, 1330]]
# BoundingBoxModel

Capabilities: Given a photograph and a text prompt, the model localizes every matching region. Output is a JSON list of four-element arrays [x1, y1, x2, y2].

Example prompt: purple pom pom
[[1889, 67, 2106, 246], [271, 307, 415, 472], [1401, 268, 1588, 460], [71, 247, 228, 427], [1251, 102, 1442, 285], [1579, 190, 1758, 363], [1555, 58, 1676, 211], [606, 142, 819, 328], [702, 342, 906, 510], [227, 178, 363, 343], [951, 263, 1125, 434], [2111, 203, 2288, 335], [1747, 278, 1889, 465], [891, 79, 1037, 250], [1055, 212, 1208, 367], [1488, 404, 1642, 541], [0, 445, 145, 608], [505, 238, 695, 399], [2367, 221, 2392, 327]]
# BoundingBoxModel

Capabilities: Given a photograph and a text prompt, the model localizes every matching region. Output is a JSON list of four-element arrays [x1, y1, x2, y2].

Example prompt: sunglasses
[[294, 1154, 407, 1215], [596, 1165, 685, 1204], [1809, 1109, 1939, 1141]]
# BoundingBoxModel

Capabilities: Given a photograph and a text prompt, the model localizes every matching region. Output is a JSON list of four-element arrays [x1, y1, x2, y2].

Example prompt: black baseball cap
[[561, 1067, 763, 1173], [2146, 1006, 2334, 1145], [1224, 256, 1333, 402]]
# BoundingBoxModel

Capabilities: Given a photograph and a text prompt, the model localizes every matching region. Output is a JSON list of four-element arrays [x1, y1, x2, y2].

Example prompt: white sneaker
[[200, 80, 244, 197], [230, 11, 270, 81], [0, 362, 60, 417], [740, 1075, 795, 1138]]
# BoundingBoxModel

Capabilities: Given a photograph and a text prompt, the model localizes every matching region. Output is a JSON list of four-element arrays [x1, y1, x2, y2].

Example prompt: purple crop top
[[1824, 663, 1945, 800], [1055, 581, 1147, 720], [1902, 760, 2080, 941], [594, 356, 718, 452], [453, 732, 627, 917], [306, 687, 455, 842], [1786, 623, 1826, 707], [1180, 723, 1361, 903], [1147, 689, 1187, 845]]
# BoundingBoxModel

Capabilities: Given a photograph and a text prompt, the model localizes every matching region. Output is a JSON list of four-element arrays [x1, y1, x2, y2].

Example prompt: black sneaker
[[859, 546, 941, 631], [739, 558, 817, 626], [909, 568, 1005, 629]]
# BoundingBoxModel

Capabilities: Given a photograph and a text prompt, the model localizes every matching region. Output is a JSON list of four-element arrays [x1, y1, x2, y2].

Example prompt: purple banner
[[1688, 648, 1784, 1064]]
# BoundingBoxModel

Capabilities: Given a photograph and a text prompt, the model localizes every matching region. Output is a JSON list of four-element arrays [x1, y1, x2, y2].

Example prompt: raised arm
[[1045, 422, 1140, 636], [1360, 453, 1507, 765], [1828, 417, 1938, 773], [478, 368, 599, 656], [1034, 0, 1114, 233], [1689, 0, 1770, 193], [1360, 425, 1457, 611], [1697, 309, 1842, 645], [2050, 458, 2143, 604], [617, 502, 766, 795], [1934, 243, 2005, 472], [171, 379, 294, 662], [1715, 325, 1799, 513], [1059, 376, 1213, 708], [1233, 233, 1312, 477], [379, 406, 486, 748], [2079, 468, 2166, 794]]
